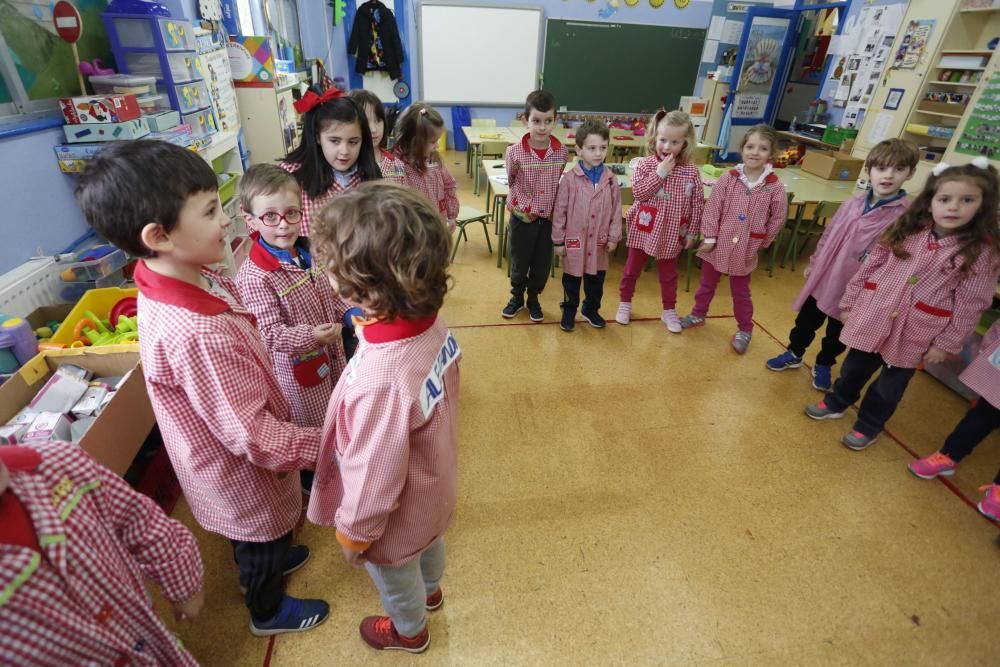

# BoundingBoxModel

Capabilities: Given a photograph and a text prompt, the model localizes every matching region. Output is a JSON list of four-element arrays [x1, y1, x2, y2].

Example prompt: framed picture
[[885, 88, 904, 110]]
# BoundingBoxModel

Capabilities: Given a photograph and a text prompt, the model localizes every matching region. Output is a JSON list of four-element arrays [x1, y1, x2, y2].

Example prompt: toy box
[[53, 142, 107, 160], [148, 123, 194, 147], [63, 118, 150, 143], [146, 110, 180, 132], [800, 149, 864, 181], [59, 94, 142, 124]]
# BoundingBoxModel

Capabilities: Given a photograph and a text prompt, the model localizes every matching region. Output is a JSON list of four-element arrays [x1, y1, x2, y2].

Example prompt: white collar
[[737, 163, 773, 189]]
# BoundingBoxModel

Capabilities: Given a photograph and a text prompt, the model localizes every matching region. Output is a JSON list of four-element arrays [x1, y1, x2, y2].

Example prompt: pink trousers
[[691, 259, 754, 332], [618, 247, 679, 309]]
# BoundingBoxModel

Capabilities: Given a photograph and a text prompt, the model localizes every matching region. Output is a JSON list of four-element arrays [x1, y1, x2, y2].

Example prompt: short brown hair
[[525, 90, 556, 117], [575, 119, 609, 147], [647, 110, 696, 162], [312, 181, 452, 320], [393, 102, 444, 172], [238, 163, 299, 213], [864, 138, 919, 172], [740, 123, 779, 154]]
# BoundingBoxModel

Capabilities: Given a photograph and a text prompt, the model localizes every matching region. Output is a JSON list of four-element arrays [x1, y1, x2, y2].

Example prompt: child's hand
[[840, 309, 850, 322], [313, 323, 342, 346], [683, 237, 697, 250], [803, 265, 811, 279], [699, 240, 716, 252], [447, 219, 457, 233], [607, 241, 617, 253], [342, 544, 366, 568], [658, 153, 676, 177], [554, 245, 566, 257], [172, 588, 205, 623], [923, 345, 948, 365]]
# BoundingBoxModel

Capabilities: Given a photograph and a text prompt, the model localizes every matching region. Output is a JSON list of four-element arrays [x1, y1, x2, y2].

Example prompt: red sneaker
[[426, 587, 444, 611], [359, 616, 430, 653]]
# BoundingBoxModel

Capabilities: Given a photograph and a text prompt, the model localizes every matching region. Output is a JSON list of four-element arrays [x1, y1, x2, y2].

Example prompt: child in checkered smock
[[680, 124, 787, 353], [806, 160, 1000, 452], [615, 110, 705, 332], [308, 182, 461, 655], [908, 319, 1000, 521], [349, 88, 404, 182], [281, 87, 383, 236], [236, 165, 350, 430], [387, 103, 460, 230], [0, 442, 203, 666]]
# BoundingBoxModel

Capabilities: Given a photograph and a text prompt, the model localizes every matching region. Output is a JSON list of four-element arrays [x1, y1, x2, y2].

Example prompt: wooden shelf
[[913, 110, 965, 119], [960, 7, 1000, 13], [940, 50, 995, 55], [935, 65, 988, 70], [929, 80, 980, 87]]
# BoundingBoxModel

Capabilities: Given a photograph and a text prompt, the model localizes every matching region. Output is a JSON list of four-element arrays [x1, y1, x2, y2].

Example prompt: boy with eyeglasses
[[76, 143, 329, 637]]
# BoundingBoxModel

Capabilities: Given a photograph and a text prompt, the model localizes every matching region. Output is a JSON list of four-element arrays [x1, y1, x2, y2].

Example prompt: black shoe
[[560, 308, 576, 332], [580, 309, 606, 328], [527, 299, 543, 322], [501, 296, 524, 318]]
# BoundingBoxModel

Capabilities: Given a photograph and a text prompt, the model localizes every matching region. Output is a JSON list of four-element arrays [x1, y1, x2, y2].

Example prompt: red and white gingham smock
[[308, 315, 461, 567], [839, 231, 1000, 368], [551, 163, 622, 277], [625, 155, 705, 260], [236, 234, 350, 428], [0, 442, 202, 666], [697, 167, 787, 276], [378, 148, 405, 184], [959, 320, 1000, 408], [391, 150, 460, 223], [280, 161, 362, 237], [505, 133, 568, 220], [135, 261, 321, 542]]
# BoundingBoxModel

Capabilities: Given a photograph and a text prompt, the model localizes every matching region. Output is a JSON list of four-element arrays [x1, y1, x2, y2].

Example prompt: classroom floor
[[156, 152, 1000, 666]]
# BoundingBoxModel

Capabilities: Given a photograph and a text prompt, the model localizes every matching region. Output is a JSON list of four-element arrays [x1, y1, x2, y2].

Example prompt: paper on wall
[[701, 39, 720, 63], [708, 15, 725, 41], [721, 19, 744, 44], [866, 111, 894, 145]]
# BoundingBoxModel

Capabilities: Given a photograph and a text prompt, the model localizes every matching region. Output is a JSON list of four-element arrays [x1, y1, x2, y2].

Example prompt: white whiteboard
[[418, 3, 542, 106]]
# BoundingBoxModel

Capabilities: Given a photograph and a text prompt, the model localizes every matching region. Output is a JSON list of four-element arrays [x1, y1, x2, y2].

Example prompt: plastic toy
[[1, 318, 38, 365], [79, 59, 116, 77], [109, 296, 138, 327]]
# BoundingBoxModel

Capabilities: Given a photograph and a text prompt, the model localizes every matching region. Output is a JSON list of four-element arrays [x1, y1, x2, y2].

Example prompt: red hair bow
[[294, 87, 344, 114]]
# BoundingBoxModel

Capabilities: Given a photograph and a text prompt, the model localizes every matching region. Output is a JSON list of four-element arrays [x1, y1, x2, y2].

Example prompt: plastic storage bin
[[55, 248, 127, 283], [111, 17, 195, 51], [89, 74, 157, 96], [50, 287, 138, 347], [181, 107, 218, 138], [57, 269, 127, 304], [124, 51, 199, 82], [171, 80, 210, 113]]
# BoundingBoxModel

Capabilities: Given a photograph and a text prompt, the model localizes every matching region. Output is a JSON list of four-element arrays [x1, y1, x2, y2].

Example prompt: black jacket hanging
[[347, 0, 405, 80]]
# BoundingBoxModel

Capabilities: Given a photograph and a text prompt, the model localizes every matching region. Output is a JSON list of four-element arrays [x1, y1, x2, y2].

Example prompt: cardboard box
[[800, 149, 865, 181], [918, 100, 968, 116], [146, 110, 180, 132], [59, 94, 141, 124], [0, 349, 154, 476], [26, 304, 75, 331], [63, 118, 150, 143]]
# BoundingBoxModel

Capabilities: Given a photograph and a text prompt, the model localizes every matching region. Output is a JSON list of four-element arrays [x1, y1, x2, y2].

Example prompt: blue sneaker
[[249, 595, 330, 637], [766, 350, 803, 372], [811, 365, 833, 392]]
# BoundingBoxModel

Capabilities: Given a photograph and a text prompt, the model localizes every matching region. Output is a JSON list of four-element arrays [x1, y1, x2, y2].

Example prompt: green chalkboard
[[542, 19, 706, 114]]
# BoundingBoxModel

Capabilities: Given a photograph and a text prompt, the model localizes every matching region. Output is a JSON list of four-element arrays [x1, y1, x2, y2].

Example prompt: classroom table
[[776, 130, 841, 152], [461, 126, 519, 196]]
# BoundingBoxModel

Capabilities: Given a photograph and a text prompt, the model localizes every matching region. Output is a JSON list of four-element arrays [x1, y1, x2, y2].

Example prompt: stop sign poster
[[53, 1, 83, 44]]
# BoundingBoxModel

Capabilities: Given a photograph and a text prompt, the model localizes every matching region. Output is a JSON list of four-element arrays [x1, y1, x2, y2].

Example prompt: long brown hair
[[392, 102, 444, 172], [646, 110, 695, 163], [879, 162, 1000, 274]]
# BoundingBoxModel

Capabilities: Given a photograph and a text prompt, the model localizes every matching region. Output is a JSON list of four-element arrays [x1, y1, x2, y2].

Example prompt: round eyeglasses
[[253, 209, 303, 227]]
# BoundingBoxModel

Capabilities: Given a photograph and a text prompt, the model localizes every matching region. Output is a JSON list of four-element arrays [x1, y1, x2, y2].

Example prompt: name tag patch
[[420, 331, 461, 418]]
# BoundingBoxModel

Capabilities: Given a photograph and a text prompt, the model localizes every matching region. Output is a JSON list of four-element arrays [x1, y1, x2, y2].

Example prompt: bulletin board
[[956, 68, 1000, 159], [418, 3, 543, 106]]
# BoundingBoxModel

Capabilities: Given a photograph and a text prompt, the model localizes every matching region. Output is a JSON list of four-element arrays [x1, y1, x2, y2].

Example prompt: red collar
[[248, 232, 281, 271], [0, 446, 41, 473], [361, 314, 437, 343], [520, 133, 562, 155], [133, 260, 231, 316]]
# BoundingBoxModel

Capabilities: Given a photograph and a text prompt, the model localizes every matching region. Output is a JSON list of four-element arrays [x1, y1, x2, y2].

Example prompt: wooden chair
[[451, 206, 492, 261]]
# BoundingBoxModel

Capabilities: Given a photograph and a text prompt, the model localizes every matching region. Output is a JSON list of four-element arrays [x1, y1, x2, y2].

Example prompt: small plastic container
[[158, 18, 196, 51], [89, 74, 157, 96], [56, 248, 127, 283], [111, 17, 195, 51], [124, 51, 199, 82], [137, 95, 168, 114], [171, 80, 210, 113], [180, 107, 218, 138]]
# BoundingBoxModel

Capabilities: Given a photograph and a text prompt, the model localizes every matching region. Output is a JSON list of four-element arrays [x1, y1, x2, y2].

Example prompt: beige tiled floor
[[157, 152, 1000, 666]]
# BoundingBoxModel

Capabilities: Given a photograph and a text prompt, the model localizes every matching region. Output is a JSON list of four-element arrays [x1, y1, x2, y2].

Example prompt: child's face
[[525, 108, 556, 144], [161, 190, 231, 266], [578, 133, 608, 170], [656, 123, 687, 160], [931, 179, 982, 235], [319, 120, 363, 173], [741, 132, 772, 171], [245, 188, 302, 251], [364, 105, 384, 148], [426, 127, 444, 158], [867, 163, 913, 199]]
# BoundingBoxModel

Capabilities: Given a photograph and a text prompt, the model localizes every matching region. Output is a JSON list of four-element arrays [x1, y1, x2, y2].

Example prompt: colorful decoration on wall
[[674, 0, 690, 7], [597, 1, 618, 18], [649, 0, 664, 7]]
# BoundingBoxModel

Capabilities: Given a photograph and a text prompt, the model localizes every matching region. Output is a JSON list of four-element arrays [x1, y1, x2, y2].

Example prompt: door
[[721, 6, 799, 160]]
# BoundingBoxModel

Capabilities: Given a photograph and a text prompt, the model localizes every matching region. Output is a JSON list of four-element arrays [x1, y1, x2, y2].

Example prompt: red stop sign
[[53, 1, 82, 43]]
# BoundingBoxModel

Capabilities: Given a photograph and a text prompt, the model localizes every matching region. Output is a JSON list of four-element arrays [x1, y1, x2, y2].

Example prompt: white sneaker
[[661, 309, 682, 333], [615, 302, 631, 325]]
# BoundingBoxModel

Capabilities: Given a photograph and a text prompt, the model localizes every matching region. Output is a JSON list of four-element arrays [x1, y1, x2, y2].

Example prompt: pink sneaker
[[977, 484, 1000, 521], [908, 452, 958, 480]]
